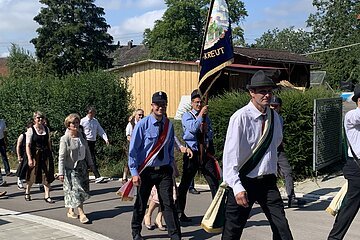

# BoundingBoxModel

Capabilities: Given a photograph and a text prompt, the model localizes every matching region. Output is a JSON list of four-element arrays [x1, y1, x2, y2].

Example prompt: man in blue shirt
[[129, 91, 181, 240], [177, 89, 219, 222]]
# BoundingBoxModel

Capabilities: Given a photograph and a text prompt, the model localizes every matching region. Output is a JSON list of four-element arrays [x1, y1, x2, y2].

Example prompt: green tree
[[143, 0, 247, 61], [6, 44, 48, 79], [251, 26, 313, 54], [31, 0, 114, 76], [306, 0, 360, 88]]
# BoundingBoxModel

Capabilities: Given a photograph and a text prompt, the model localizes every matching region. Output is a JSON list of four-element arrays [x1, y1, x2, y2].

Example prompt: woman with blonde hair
[[58, 113, 94, 224], [25, 111, 55, 203]]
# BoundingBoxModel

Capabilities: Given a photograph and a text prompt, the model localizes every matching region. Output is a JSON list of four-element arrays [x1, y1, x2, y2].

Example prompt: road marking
[[0, 208, 113, 240]]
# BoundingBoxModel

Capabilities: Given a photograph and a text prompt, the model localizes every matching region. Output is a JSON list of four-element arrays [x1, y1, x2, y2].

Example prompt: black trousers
[[222, 175, 293, 240], [177, 151, 219, 214], [328, 160, 360, 240], [131, 165, 181, 240], [87, 140, 101, 178], [0, 138, 10, 174]]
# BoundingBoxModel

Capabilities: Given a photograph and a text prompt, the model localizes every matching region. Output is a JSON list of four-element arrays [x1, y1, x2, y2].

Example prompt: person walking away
[[270, 96, 305, 208], [328, 84, 360, 240], [80, 106, 109, 183], [0, 118, 12, 176], [129, 91, 181, 240], [177, 89, 219, 222], [222, 70, 293, 240], [16, 121, 33, 190], [58, 114, 95, 224]]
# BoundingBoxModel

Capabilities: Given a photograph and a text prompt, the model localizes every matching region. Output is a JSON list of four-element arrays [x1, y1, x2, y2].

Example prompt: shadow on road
[[88, 205, 133, 221]]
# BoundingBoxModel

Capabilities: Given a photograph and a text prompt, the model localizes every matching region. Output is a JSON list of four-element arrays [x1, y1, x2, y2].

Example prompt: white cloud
[[109, 9, 165, 44], [0, 51, 9, 57]]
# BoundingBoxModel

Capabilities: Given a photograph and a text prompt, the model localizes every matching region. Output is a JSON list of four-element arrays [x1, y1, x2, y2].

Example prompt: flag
[[198, 0, 234, 96]]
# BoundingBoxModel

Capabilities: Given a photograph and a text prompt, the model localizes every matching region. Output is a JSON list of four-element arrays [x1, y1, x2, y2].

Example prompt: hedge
[[0, 71, 132, 176], [208, 87, 337, 180]]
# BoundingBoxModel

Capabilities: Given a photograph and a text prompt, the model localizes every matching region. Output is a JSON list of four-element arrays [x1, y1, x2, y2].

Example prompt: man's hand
[[58, 175, 64, 182], [132, 175, 141, 186], [235, 191, 249, 207], [105, 140, 110, 145], [199, 105, 209, 117], [28, 159, 35, 168]]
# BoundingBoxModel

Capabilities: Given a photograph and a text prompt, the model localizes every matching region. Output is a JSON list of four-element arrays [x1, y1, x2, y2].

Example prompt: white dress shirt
[[125, 119, 139, 137], [80, 116, 108, 142], [344, 107, 360, 158], [222, 101, 283, 196], [0, 119, 6, 139]]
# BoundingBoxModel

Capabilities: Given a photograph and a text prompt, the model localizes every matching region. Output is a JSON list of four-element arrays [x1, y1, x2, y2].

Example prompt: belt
[[253, 174, 274, 180], [147, 165, 169, 171]]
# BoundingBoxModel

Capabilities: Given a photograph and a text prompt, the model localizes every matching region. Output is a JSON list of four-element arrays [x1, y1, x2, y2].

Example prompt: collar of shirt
[[247, 101, 268, 120], [191, 109, 200, 117], [149, 114, 165, 126]]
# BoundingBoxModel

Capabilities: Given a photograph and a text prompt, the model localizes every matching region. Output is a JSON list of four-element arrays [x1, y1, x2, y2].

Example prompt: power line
[[302, 42, 360, 55]]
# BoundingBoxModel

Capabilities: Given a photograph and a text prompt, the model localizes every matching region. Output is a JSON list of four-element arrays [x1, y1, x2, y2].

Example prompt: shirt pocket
[[144, 130, 158, 145]]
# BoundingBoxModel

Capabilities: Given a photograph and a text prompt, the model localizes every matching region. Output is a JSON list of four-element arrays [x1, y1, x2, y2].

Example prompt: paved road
[[0, 176, 359, 240]]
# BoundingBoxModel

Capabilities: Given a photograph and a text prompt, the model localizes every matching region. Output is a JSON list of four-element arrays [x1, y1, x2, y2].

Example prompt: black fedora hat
[[246, 70, 277, 89], [352, 84, 360, 102]]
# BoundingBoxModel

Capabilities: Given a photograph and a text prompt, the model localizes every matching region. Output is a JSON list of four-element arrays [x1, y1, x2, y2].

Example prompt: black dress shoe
[[133, 233, 144, 240], [179, 213, 192, 222], [188, 188, 200, 194]]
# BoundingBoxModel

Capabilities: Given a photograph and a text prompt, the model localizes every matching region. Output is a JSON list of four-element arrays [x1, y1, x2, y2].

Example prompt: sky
[[0, 0, 316, 57]]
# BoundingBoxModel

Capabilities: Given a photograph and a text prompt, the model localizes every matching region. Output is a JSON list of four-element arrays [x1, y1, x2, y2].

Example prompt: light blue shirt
[[128, 114, 174, 176], [182, 109, 213, 151]]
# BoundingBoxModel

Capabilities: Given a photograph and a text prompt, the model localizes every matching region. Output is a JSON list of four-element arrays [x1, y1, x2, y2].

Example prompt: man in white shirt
[[328, 85, 360, 240], [222, 71, 293, 240], [80, 106, 109, 183]]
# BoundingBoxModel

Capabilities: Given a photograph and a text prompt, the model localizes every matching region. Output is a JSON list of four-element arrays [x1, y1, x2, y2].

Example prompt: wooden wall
[[114, 61, 199, 118]]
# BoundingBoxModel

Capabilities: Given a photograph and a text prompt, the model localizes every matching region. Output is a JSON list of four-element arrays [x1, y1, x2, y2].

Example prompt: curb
[[0, 208, 113, 240]]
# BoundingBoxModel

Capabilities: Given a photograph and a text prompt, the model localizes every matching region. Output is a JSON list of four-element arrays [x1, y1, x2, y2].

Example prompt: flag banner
[[198, 0, 234, 96], [326, 181, 348, 216]]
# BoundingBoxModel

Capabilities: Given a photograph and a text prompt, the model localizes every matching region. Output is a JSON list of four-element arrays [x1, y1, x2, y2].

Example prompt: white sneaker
[[17, 180, 24, 190], [95, 177, 107, 183]]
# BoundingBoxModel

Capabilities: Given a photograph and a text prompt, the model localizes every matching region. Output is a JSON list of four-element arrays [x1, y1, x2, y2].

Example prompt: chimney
[[128, 40, 133, 49]]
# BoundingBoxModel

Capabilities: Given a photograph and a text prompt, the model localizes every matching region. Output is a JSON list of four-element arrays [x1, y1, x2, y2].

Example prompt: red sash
[[122, 118, 170, 199]]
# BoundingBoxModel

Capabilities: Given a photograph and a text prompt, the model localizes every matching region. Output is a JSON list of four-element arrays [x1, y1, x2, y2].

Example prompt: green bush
[[208, 87, 337, 180], [0, 71, 132, 177]]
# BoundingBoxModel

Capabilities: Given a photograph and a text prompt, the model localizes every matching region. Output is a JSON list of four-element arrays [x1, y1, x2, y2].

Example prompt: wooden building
[[109, 60, 199, 118], [109, 45, 318, 117]]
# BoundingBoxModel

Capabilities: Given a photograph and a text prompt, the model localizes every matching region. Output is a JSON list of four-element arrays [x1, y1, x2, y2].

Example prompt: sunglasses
[[36, 116, 44, 119], [256, 89, 273, 95]]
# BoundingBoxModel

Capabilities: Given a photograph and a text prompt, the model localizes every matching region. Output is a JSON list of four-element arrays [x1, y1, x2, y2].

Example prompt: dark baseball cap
[[152, 91, 168, 104], [191, 89, 201, 100]]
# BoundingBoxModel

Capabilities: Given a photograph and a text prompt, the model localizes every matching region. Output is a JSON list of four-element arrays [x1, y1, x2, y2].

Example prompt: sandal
[[44, 197, 55, 204], [67, 212, 78, 219], [79, 215, 89, 224], [25, 193, 32, 201]]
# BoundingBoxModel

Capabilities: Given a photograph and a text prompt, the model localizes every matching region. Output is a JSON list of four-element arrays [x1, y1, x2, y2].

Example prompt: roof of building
[[0, 58, 8, 76], [110, 43, 149, 66], [233, 47, 318, 65], [107, 59, 198, 72]]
